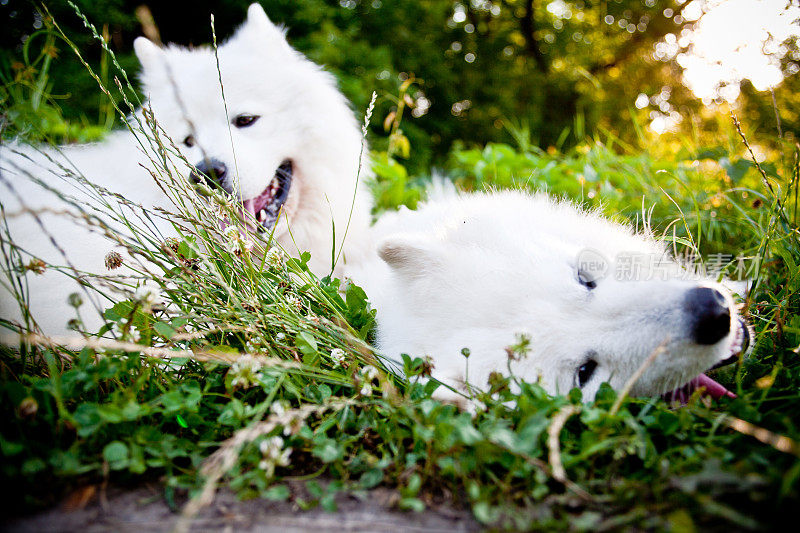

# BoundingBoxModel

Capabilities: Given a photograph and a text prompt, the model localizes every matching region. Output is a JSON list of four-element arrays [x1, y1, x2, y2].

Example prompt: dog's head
[[131, 4, 365, 248], [373, 191, 751, 402]]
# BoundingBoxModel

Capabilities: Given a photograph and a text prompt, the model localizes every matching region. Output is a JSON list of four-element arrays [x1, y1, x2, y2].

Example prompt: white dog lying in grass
[[0, 4, 371, 335], [350, 189, 750, 403]]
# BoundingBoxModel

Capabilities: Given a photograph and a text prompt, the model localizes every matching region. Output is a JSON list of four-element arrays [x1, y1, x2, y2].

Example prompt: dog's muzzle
[[191, 158, 294, 232]]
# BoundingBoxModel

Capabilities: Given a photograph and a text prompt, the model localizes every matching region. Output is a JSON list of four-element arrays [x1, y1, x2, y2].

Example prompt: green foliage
[[0, 26, 109, 143], [4, 1, 796, 168], [3, 120, 800, 527]]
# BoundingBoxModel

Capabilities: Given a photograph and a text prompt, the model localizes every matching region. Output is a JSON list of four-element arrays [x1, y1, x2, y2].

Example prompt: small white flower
[[223, 225, 239, 239], [359, 383, 373, 396], [229, 354, 264, 388], [283, 416, 303, 436], [277, 448, 292, 466], [285, 295, 303, 311], [360, 365, 379, 382], [240, 238, 255, 253], [232, 354, 261, 372], [276, 332, 286, 341], [259, 435, 284, 457], [256, 435, 291, 475], [270, 401, 286, 417], [134, 286, 161, 310], [134, 285, 156, 302], [259, 459, 274, 476], [265, 247, 285, 270], [330, 348, 346, 367]]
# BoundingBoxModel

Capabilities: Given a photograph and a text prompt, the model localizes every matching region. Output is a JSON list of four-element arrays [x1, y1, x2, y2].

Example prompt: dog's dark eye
[[233, 114, 260, 128], [578, 271, 597, 290], [183, 135, 195, 148], [576, 359, 598, 388]]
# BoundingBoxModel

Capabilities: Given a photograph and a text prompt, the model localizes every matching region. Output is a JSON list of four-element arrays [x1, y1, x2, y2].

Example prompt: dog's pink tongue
[[688, 374, 736, 400], [664, 374, 736, 404], [242, 198, 257, 218]]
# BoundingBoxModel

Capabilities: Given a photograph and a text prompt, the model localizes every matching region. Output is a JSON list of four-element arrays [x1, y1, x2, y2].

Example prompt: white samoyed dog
[[349, 189, 750, 404], [0, 4, 371, 335]]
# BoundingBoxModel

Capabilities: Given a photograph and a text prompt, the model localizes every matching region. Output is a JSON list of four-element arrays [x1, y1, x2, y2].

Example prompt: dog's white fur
[[349, 189, 746, 403], [0, 4, 371, 334]]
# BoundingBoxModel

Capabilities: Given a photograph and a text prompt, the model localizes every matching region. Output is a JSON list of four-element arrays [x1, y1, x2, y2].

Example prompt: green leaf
[[296, 332, 319, 366], [103, 441, 129, 469], [154, 322, 177, 339], [452, 414, 483, 445], [217, 399, 245, 426], [312, 438, 344, 463], [404, 473, 422, 496], [472, 501, 498, 524], [657, 411, 680, 435], [73, 403, 103, 437], [321, 493, 337, 512], [125, 443, 146, 474], [263, 484, 291, 501], [97, 404, 124, 423], [0, 436, 24, 457], [359, 468, 384, 488], [694, 146, 728, 161], [206, 344, 239, 355], [121, 400, 144, 420], [21, 458, 47, 476], [103, 300, 135, 322], [720, 157, 753, 182], [399, 497, 425, 512]]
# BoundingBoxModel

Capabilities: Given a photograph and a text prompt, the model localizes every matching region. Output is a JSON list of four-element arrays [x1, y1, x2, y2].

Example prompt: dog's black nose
[[190, 158, 227, 188], [685, 287, 730, 345]]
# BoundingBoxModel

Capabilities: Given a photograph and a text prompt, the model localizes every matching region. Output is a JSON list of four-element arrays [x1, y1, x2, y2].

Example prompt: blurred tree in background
[[1, 0, 797, 171]]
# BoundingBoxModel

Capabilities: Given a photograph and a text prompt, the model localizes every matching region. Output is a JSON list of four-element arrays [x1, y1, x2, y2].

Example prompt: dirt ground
[[3, 483, 480, 533]]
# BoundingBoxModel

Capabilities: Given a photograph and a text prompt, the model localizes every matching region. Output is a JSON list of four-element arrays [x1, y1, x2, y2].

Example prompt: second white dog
[[349, 189, 749, 403]]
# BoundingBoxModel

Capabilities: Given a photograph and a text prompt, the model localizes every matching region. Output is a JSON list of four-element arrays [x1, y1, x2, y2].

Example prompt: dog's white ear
[[378, 235, 441, 278], [246, 3, 273, 27], [133, 37, 164, 71], [235, 3, 290, 49]]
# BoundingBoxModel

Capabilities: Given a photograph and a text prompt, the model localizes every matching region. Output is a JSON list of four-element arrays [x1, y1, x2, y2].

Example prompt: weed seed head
[[24, 258, 47, 275], [506, 332, 532, 361], [67, 292, 83, 308], [420, 355, 434, 376], [17, 397, 38, 419], [104, 250, 123, 270]]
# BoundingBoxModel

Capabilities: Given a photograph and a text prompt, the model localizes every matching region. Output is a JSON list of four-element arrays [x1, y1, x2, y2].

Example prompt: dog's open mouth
[[240, 159, 293, 232], [663, 317, 751, 403]]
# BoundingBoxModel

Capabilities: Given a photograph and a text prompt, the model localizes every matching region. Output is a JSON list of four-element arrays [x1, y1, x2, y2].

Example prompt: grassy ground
[[2, 15, 800, 532]]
